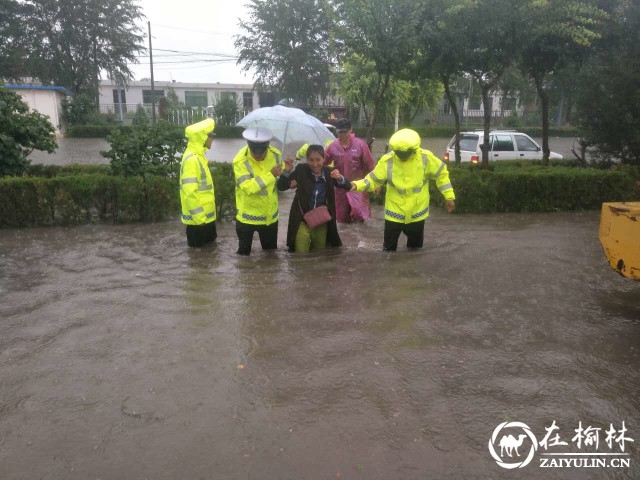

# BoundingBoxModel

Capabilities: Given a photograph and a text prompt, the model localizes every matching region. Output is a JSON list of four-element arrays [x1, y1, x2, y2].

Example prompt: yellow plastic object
[[599, 202, 640, 280]]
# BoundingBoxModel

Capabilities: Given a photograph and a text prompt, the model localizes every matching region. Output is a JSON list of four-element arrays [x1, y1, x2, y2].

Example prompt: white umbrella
[[236, 105, 335, 148]]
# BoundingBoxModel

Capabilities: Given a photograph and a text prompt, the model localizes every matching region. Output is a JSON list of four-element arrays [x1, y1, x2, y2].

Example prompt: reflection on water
[[0, 206, 638, 479]]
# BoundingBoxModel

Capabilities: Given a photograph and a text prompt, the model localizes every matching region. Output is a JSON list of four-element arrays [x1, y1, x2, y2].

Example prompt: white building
[[98, 79, 259, 118], [5, 84, 73, 136]]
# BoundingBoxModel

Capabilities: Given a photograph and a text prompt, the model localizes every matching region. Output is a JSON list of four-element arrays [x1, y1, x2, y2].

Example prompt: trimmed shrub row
[[427, 167, 638, 213], [66, 123, 246, 139], [2, 164, 637, 228], [0, 175, 179, 227]]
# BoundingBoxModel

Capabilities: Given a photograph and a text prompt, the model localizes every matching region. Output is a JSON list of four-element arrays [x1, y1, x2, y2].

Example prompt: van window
[[459, 134, 479, 152], [515, 135, 539, 152], [492, 134, 514, 151]]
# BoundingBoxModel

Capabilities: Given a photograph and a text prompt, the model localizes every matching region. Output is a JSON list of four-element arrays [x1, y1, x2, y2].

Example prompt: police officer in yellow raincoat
[[233, 127, 284, 255], [179, 118, 217, 247], [350, 128, 455, 251]]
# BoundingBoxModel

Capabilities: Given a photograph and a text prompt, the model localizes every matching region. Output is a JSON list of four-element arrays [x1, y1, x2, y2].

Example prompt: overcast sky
[[128, 0, 256, 85]]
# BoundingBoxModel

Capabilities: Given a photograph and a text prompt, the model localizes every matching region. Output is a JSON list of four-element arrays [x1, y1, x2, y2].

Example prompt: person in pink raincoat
[[324, 118, 374, 223]]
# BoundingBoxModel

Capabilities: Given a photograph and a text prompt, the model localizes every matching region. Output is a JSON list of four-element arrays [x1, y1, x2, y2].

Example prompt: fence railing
[[433, 109, 541, 126], [98, 104, 250, 125]]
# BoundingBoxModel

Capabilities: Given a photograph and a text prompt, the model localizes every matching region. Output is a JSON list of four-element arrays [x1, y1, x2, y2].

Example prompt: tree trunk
[[365, 74, 390, 144], [443, 78, 461, 164], [534, 74, 550, 165], [480, 84, 492, 169]]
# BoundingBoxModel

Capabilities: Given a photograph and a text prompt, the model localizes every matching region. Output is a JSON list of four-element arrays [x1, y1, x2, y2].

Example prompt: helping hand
[[350, 182, 357, 192], [271, 165, 283, 176], [330, 168, 342, 181], [446, 200, 455, 213], [284, 157, 294, 173]]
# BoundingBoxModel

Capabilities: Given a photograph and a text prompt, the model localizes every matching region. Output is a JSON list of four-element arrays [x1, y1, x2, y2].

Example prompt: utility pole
[[148, 21, 156, 124]]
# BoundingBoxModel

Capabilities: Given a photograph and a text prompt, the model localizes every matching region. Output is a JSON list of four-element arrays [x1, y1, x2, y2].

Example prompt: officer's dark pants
[[383, 219, 425, 251], [236, 221, 278, 255], [186, 221, 217, 247]]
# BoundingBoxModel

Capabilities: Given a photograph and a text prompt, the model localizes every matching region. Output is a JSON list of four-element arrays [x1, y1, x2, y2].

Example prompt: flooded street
[[1, 195, 639, 479], [28, 136, 579, 165]]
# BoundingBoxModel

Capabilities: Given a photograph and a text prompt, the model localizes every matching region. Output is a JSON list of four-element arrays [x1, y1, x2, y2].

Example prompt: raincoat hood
[[389, 129, 421, 152], [185, 118, 215, 156]]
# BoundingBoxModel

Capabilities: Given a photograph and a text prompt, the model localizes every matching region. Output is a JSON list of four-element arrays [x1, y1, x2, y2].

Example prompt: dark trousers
[[383, 219, 425, 251], [236, 221, 278, 255], [186, 221, 217, 247]]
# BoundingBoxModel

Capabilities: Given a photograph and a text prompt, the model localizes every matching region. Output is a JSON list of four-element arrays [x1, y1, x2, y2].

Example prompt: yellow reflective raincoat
[[179, 118, 216, 225], [353, 129, 455, 223], [233, 145, 283, 225]]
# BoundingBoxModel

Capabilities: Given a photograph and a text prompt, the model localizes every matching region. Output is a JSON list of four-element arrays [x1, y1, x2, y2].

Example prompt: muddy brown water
[[1, 193, 639, 479]]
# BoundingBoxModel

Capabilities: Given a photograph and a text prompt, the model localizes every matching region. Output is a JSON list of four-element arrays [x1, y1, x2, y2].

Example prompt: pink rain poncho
[[324, 134, 374, 223]]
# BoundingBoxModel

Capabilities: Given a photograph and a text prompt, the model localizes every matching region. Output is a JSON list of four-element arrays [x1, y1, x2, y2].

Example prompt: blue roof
[[4, 84, 74, 96]]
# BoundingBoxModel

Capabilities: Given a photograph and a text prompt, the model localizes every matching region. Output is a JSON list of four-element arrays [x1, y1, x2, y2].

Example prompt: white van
[[444, 130, 563, 163]]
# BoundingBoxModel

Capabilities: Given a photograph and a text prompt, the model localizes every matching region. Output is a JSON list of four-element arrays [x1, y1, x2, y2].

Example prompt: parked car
[[443, 130, 563, 163]]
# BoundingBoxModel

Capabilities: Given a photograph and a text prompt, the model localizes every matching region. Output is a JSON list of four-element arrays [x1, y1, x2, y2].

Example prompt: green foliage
[[425, 165, 636, 213], [102, 122, 185, 177], [0, 86, 57, 176], [209, 162, 236, 219], [26, 163, 111, 177], [3, 0, 146, 96], [132, 104, 149, 126], [236, 0, 334, 105], [0, 161, 238, 227], [61, 93, 100, 126], [0, 174, 179, 227], [214, 96, 239, 126], [575, 1, 640, 164]]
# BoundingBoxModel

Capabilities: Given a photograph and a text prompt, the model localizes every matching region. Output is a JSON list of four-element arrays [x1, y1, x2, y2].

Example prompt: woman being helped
[[278, 144, 351, 252]]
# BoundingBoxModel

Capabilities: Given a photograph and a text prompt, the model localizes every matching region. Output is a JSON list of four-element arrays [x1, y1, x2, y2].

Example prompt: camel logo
[[488, 422, 539, 469]]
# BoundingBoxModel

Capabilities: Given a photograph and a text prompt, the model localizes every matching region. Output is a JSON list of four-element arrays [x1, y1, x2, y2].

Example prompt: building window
[[112, 88, 127, 113], [142, 89, 165, 104], [185, 91, 208, 108], [242, 92, 253, 110]]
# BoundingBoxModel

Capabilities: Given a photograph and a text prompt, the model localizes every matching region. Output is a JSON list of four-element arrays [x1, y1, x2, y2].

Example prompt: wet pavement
[[0, 195, 639, 479], [28, 136, 579, 166]]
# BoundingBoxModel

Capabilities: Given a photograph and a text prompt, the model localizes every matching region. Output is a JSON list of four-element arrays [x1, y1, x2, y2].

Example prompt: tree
[[0, 0, 30, 80], [455, 0, 523, 168], [331, 0, 423, 142], [575, 0, 640, 164], [6, 0, 145, 99], [519, 0, 605, 164], [235, 0, 334, 107], [415, 0, 469, 163], [102, 122, 184, 178], [214, 96, 240, 126], [0, 87, 57, 176]]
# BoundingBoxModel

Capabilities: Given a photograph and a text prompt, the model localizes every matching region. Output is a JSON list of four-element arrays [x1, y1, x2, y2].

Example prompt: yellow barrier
[[599, 202, 640, 280]]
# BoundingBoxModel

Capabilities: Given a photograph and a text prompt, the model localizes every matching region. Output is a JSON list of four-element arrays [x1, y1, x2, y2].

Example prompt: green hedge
[[353, 125, 580, 139], [3, 163, 637, 228], [26, 163, 112, 177], [0, 175, 179, 227], [427, 167, 638, 213], [66, 123, 246, 139]]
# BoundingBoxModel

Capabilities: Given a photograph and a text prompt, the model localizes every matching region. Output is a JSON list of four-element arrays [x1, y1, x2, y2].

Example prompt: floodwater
[[27, 136, 579, 165], [1, 195, 639, 479]]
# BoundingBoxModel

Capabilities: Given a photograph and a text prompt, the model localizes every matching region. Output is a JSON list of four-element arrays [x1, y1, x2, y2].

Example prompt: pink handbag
[[300, 201, 331, 229]]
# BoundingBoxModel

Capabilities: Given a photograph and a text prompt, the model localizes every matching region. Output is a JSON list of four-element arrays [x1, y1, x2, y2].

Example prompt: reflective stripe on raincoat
[[179, 118, 216, 225], [233, 146, 283, 225], [353, 129, 454, 224]]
